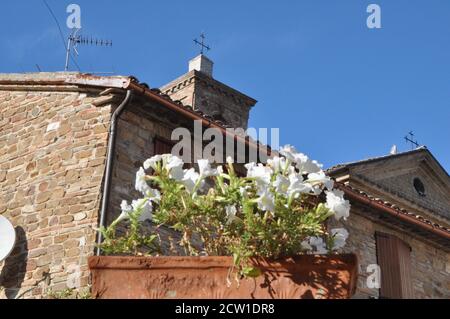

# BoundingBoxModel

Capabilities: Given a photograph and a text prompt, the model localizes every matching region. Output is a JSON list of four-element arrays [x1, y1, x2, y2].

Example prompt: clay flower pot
[[88, 254, 358, 299]]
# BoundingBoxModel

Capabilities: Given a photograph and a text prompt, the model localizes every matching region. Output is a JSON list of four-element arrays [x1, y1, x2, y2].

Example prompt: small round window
[[413, 178, 426, 197]]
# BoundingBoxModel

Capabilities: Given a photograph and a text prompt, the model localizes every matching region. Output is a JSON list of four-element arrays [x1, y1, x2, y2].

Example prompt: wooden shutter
[[376, 232, 413, 299], [154, 137, 174, 155]]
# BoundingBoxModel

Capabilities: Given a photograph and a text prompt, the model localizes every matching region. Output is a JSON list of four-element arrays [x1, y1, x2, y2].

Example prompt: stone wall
[[160, 70, 256, 129], [0, 89, 112, 298], [339, 209, 450, 299], [107, 98, 198, 254]]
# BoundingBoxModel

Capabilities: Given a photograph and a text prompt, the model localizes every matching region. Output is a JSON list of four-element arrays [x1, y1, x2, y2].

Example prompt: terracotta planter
[[88, 254, 358, 299]]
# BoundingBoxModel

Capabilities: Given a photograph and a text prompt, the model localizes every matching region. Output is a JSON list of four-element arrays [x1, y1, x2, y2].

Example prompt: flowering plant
[[99, 145, 351, 277]]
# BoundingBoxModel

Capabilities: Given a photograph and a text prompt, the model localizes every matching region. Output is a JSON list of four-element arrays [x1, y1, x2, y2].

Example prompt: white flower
[[279, 145, 298, 162], [217, 165, 224, 175], [146, 188, 161, 203], [117, 198, 153, 223], [135, 167, 151, 195], [287, 173, 312, 197], [117, 200, 133, 222], [166, 155, 184, 181], [182, 168, 201, 193], [169, 166, 184, 181], [143, 155, 163, 170], [225, 205, 237, 224], [273, 175, 290, 196], [309, 236, 328, 254], [130, 198, 153, 222], [294, 153, 323, 175], [166, 155, 183, 170], [325, 190, 351, 221], [246, 163, 272, 187], [198, 159, 218, 178], [267, 156, 288, 173], [330, 228, 349, 250], [307, 170, 334, 190], [256, 190, 275, 212]]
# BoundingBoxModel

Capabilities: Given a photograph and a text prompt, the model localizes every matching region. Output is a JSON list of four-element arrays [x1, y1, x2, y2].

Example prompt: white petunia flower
[[169, 166, 184, 181], [325, 189, 351, 221], [273, 175, 290, 196], [330, 228, 349, 250], [267, 156, 288, 173], [198, 159, 218, 178], [135, 167, 151, 195], [287, 173, 313, 197], [279, 145, 299, 162], [130, 198, 153, 222], [117, 198, 153, 223], [294, 153, 323, 175], [256, 190, 275, 212], [166, 155, 183, 170], [145, 188, 161, 203], [246, 163, 272, 187], [165, 155, 184, 181], [225, 205, 237, 224], [307, 170, 334, 190], [143, 155, 163, 170], [182, 168, 201, 193], [117, 200, 133, 222]]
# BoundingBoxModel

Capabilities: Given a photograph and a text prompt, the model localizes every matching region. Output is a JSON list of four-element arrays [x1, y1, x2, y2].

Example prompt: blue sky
[[1, 1, 449, 172]]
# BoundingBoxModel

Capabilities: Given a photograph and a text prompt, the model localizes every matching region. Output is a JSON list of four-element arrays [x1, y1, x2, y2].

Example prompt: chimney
[[189, 55, 214, 77]]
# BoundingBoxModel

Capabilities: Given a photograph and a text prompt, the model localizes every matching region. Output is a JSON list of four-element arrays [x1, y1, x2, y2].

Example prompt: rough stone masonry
[[0, 74, 114, 298]]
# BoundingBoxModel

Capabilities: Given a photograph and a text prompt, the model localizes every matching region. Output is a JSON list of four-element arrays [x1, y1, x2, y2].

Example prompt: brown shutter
[[154, 137, 174, 155], [376, 232, 413, 299]]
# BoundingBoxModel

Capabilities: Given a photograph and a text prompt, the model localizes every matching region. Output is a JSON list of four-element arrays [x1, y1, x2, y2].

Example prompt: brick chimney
[[160, 55, 257, 129]]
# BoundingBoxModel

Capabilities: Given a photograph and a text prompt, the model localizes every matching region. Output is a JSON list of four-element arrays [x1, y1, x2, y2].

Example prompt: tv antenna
[[0, 215, 16, 262], [65, 29, 113, 71], [404, 131, 420, 150]]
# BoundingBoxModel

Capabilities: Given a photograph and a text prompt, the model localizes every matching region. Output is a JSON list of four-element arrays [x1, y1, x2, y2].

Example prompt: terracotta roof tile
[[336, 183, 450, 238]]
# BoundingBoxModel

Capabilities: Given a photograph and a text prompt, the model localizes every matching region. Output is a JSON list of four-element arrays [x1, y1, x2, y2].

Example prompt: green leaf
[[242, 266, 262, 278], [233, 252, 241, 266]]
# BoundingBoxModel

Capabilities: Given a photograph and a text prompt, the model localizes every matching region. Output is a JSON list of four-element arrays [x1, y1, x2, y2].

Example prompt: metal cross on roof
[[404, 131, 420, 150], [194, 33, 211, 55]]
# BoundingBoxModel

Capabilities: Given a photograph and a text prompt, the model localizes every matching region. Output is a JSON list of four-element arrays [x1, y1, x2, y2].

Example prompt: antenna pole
[[64, 29, 112, 72], [65, 36, 72, 71]]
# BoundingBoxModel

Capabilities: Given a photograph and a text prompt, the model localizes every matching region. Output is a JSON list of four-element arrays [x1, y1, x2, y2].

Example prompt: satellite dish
[[0, 215, 16, 262]]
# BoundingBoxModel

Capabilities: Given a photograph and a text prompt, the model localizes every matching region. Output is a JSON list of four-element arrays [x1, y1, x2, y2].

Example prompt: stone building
[[329, 148, 450, 298], [0, 55, 449, 299], [0, 62, 260, 298]]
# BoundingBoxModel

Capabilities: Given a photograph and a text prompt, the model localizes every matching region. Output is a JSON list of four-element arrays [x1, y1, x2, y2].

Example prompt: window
[[154, 136, 193, 169], [154, 137, 174, 155], [375, 232, 413, 299], [413, 178, 426, 197]]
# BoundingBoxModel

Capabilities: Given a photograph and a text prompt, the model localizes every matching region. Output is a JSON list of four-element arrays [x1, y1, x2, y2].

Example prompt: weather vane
[[194, 33, 211, 55], [404, 131, 420, 150]]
